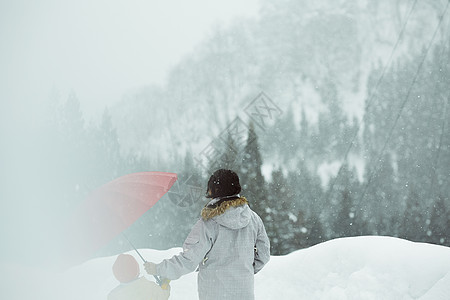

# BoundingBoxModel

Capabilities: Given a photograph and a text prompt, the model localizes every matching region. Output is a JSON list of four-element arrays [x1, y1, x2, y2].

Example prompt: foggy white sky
[[1, 0, 259, 118]]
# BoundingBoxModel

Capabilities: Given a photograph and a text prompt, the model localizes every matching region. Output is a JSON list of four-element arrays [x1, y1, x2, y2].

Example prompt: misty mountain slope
[[101, 0, 450, 256], [110, 0, 446, 170]]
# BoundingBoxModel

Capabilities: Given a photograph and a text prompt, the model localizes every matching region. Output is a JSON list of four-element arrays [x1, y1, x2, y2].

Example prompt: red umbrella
[[63, 171, 177, 267]]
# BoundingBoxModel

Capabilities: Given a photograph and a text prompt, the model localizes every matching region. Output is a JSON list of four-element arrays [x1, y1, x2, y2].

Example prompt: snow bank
[[2, 236, 450, 300], [255, 236, 450, 300]]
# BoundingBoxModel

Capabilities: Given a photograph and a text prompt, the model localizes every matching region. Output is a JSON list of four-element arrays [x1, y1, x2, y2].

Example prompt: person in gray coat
[[144, 169, 270, 300]]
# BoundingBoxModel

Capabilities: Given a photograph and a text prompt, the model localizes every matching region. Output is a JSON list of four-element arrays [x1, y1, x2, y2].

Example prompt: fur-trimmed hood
[[201, 197, 251, 229]]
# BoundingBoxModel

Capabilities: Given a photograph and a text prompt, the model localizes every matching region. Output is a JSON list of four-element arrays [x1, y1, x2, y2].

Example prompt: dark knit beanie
[[206, 169, 241, 198]]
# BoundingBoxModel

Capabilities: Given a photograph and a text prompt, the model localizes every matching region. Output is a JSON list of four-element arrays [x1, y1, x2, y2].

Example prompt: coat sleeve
[[253, 215, 270, 274], [156, 219, 215, 280]]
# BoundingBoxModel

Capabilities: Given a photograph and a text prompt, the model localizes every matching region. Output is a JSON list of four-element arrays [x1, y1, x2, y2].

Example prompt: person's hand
[[144, 261, 157, 275], [161, 278, 171, 290]]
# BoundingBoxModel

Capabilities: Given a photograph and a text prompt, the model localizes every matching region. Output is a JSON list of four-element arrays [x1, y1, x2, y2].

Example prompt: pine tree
[[87, 107, 121, 187], [428, 195, 449, 245], [331, 164, 359, 238], [56, 91, 88, 209], [268, 107, 299, 165], [286, 159, 326, 244], [180, 149, 205, 211], [267, 167, 296, 254], [241, 122, 268, 221], [303, 214, 326, 248], [217, 132, 241, 172], [401, 188, 427, 242]]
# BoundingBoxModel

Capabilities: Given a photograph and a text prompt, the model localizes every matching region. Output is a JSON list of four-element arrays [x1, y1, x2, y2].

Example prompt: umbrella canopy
[[63, 172, 177, 266]]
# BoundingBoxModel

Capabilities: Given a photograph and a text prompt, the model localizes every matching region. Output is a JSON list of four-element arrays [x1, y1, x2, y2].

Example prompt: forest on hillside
[[37, 0, 450, 257]]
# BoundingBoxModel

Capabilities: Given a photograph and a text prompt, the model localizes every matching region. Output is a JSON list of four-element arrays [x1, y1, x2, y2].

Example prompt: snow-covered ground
[[3, 236, 450, 300]]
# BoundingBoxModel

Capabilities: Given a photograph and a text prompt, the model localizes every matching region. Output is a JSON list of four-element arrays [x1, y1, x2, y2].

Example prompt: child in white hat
[[108, 254, 170, 300]]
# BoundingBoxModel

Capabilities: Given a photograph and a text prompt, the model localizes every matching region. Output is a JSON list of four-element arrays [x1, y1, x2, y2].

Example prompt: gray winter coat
[[155, 197, 270, 300]]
